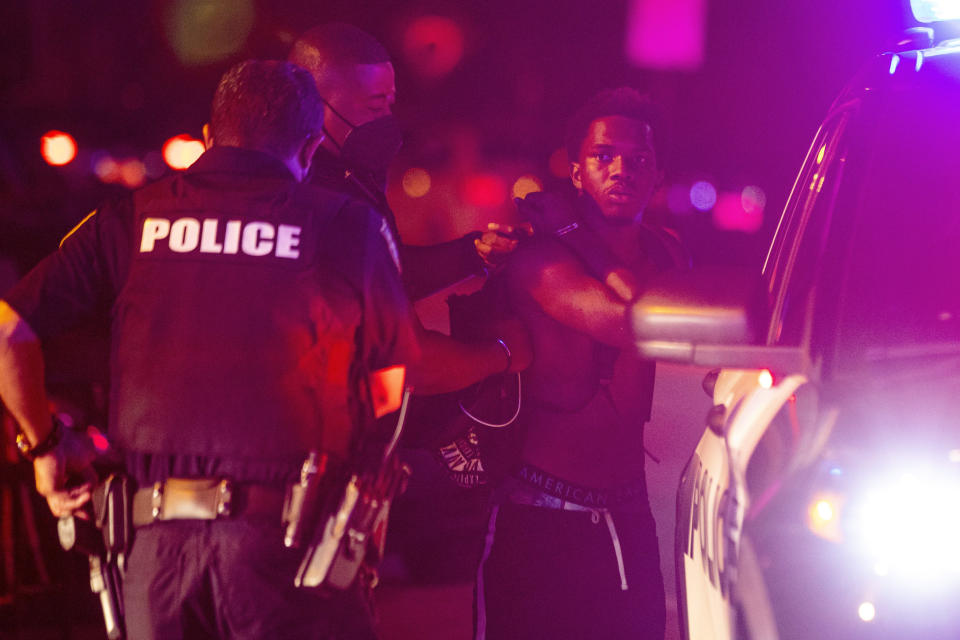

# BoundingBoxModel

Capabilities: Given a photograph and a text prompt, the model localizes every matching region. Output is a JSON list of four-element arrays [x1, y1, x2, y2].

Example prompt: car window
[[835, 75, 960, 366], [765, 110, 853, 346]]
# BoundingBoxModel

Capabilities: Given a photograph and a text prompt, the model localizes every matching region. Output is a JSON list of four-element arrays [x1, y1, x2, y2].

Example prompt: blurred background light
[[93, 155, 120, 183], [463, 173, 507, 208], [858, 601, 876, 623], [689, 180, 717, 211], [163, 134, 205, 170], [911, 0, 960, 23], [41, 130, 78, 166], [86, 425, 110, 453], [758, 368, 774, 389], [511, 174, 542, 200], [402, 15, 465, 79], [713, 191, 763, 232], [119, 159, 147, 189], [164, 0, 255, 66], [806, 492, 844, 543], [626, 0, 706, 71], [741, 185, 767, 214], [402, 167, 432, 198]]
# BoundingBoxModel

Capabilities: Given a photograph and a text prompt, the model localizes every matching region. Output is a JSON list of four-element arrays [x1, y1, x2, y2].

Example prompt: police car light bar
[[911, 0, 960, 23]]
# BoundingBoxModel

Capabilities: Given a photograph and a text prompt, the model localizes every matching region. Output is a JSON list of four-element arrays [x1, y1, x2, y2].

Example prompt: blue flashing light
[[911, 0, 960, 23], [889, 54, 900, 75], [829, 466, 843, 476]]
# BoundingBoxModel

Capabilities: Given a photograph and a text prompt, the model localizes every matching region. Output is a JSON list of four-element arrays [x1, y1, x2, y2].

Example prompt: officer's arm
[[0, 301, 53, 447], [0, 301, 94, 516], [406, 318, 523, 396], [400, 234, 484, 301], [511, 242, 635, 348]]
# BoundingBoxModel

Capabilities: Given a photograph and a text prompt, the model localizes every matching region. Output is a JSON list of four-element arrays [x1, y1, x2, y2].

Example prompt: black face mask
[[322, 99, 403, 181]]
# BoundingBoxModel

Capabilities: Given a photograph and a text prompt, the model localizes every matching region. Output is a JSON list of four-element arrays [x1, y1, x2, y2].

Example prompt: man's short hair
[[210, 59, 323, 157], [564, 87, 665, 162], [289, 23, 391, 81]]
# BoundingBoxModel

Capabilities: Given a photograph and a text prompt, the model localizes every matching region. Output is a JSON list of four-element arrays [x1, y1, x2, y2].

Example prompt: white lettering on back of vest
[[139, 217, 301, 259], [242, 222, 274, 256], [169, 218, 201, 252], [223, 221, 241, 254], [276, 224, 301, 259], [141, 218, 171, 252], [200, 219, 223, 253]]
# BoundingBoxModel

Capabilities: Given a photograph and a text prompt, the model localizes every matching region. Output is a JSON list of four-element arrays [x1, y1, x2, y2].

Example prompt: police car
[[630, 3, 960, 638]]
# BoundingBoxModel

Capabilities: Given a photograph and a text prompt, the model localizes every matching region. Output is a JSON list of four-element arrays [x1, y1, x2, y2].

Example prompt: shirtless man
[[474, 88, 686, 640]]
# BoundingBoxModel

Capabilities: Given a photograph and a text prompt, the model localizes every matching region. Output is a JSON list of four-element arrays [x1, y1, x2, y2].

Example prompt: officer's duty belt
[[131, 477, 286, 527]]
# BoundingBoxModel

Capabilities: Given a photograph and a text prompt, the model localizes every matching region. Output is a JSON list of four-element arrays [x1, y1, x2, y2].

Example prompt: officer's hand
[[475, 223, 531, 268], [34, 426, 97, 517], [495, 317, 533, 374]]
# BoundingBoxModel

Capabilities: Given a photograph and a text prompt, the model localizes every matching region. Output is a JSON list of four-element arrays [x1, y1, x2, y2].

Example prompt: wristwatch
[[15, 416, 65, 461]]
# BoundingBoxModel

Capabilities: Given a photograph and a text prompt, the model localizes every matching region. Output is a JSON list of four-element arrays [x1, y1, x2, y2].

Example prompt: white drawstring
[[603, 511, 629, 591]]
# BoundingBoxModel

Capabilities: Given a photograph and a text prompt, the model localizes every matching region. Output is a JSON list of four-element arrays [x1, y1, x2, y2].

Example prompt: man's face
[[571, 115, 662, 223], [324, 62, 396, 149]]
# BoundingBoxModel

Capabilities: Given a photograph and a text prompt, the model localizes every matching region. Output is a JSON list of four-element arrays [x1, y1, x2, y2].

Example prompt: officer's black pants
[[123, 518, 377, 640]]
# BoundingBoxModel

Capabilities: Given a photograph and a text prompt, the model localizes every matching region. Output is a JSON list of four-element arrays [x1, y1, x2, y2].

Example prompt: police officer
[[288, 23, 532, 396], [0, 60, 418, 639]]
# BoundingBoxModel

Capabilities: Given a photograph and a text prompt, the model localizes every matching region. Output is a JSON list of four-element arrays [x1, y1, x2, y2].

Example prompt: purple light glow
[[626, 0, 706, 71]]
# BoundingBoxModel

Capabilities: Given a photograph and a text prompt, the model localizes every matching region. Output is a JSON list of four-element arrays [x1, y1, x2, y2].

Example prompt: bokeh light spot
[[41, 130, 78, 166], [120, 159, 147, 189], [402, 15, 465, 79], [511, 174, 543, 200], [464, 174, 507, 208], [86, 425, 110, 453], [815, 500, 834, 521], [858, 602, 876, 623], [402, 168, 432, 198], [713, 191, 763, 233], [165, 0, 254, 66], [94, 155, 120, 183], [627, 0, 706, 71], [163, 134, 205, 170], [741, 185, 767, 214], [758, 369, 774, 389], [689, 180, 717, 211]]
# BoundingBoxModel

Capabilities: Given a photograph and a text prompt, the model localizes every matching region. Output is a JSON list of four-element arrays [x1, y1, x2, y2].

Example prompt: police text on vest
[[140, 217, 301, 259]]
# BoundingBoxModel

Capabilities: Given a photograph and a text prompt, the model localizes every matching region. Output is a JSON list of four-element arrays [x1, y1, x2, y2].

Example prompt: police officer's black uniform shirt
[[308, 146, 484, 301], [4, 146, 419, 485]]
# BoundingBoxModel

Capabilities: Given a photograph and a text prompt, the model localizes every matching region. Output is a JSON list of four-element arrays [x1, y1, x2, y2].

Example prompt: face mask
[[322, 99, 403, 180]]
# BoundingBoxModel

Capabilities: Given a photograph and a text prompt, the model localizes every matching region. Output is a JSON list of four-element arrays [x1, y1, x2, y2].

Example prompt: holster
[[293, 453, 411, 592], [57, 473, 133, 640]]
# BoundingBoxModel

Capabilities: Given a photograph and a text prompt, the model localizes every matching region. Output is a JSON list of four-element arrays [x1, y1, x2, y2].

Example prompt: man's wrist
[[15, 416, 65, 461]]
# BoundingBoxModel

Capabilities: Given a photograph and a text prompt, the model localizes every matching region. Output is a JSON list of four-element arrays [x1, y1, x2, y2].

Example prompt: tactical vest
[[109, 165, 367, 463]]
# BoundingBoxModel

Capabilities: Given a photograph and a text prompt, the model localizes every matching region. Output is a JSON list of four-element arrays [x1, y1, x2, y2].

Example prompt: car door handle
[[702, 369, 720, 397]]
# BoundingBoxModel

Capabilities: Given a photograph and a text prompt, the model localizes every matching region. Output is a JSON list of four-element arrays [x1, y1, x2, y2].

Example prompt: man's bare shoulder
[[508, 236, 585, 289]]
